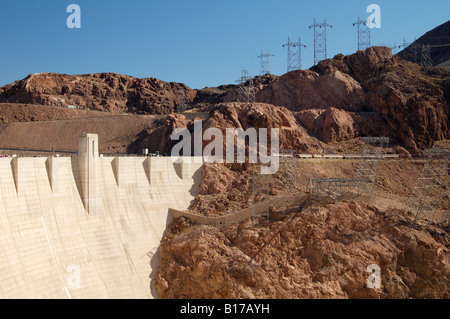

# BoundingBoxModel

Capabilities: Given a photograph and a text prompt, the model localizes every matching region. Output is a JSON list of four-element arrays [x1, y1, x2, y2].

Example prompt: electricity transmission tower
[[308, 18, 333, 65], [389, 42, 398, 54], [397, 38, 414, 61], [353, 16, 371, 50], [282, 37, 306, 72], [398, 38, 411, 51], [258, 50, 275, 75], [235, 69, 255, 104]]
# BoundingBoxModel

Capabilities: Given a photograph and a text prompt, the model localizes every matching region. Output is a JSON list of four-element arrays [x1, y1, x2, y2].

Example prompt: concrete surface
[[0, 134, 202, 298]]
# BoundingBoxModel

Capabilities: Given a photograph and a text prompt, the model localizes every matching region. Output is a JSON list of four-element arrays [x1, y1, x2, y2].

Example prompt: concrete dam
[[0, 133, 203, 298]]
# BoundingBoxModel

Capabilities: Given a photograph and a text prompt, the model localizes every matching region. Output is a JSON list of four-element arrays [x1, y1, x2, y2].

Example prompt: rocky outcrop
[[190, 163, 254, 216], [127, 113, 189, 155], [306, 108, 357, 143], [397, 20, 450, 66], [155, 202, 449, 299], [0, 72, 196, 114], [204, 103, 321, 152], [128, 102, 324, 155], [363, 63, 449, 151], [296, 108, 390, 143], [1, 47, 448, 152], [223, 74, 279, 102], [194, 85, 234, 106], [257, 69, 367, 112], [257, 47, 450, 151], [156, 157, 449, 299]]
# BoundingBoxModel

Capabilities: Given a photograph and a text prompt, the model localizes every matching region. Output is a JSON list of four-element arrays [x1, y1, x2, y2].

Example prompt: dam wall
[[0, 133, 203, 298]]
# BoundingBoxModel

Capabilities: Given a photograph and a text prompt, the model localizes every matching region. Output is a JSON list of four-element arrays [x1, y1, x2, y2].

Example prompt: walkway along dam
[[0, 133, 202, 298]]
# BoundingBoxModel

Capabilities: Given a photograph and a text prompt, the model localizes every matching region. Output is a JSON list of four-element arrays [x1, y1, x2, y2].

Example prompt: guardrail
[[0, 147, 77, 154]]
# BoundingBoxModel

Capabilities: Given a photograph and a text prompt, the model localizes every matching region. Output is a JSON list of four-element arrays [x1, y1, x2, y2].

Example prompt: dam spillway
[[0, 133, 203, 298]]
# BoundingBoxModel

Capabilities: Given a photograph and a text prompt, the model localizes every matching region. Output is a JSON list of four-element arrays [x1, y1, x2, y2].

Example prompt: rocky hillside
[[0, 103, 112, 123], [1, 47, 449, 153], [398, 20, 450, 66], [155, 201, 449, 299], [255, 47, 450, 151], [155, 152, 449, 299], [0, 72, 196, 114], [127, 102, 324, 155], [131, 47, 450, 153]]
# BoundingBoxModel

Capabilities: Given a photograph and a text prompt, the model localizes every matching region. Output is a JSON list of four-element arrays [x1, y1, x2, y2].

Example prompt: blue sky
[[0, 0, 449, 89]]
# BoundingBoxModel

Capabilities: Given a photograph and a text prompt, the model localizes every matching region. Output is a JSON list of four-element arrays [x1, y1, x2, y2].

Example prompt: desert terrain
[[0, 44, 449, 299]]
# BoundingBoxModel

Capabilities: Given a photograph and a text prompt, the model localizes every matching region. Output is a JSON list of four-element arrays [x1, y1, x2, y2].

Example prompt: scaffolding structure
[[408, 148, 450, 220], [176, 89, 186, 113], [354, 137, 390, 195], [258, 50, 275, 75], [278, 149, 297, 189], [397, 39, 433, 66], [309, 18, 333, 65], [309, 137, 390, 203], [309, 178, 368, 202], [353, 16, 371, 50], [419, 44, 433, 66], [252, 172, 269, 221], [235, 69, 256, 104], [282, 37, 306, 72]]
